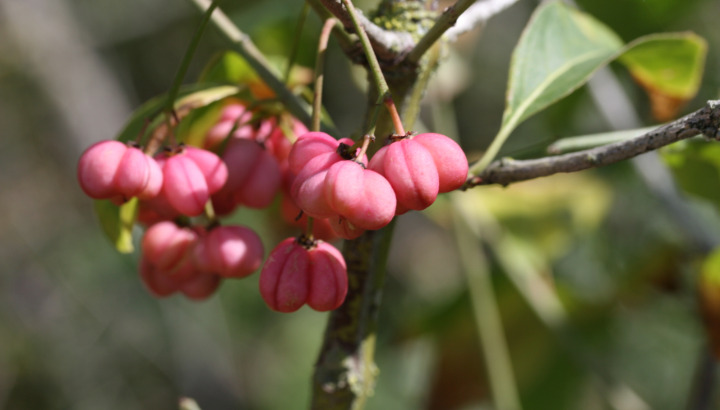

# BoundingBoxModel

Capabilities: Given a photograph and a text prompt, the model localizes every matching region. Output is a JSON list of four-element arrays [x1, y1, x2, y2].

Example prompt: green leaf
[[547, 126, 661, 154], [471, 0, 707, 174], [618, 32, 707, 121], [93, 198, 138, 254], [198, 51, 259, 85], [504, 1, 623, 131], [619, 33, 706, 98], [661, 140, 720, 213], [114, 84, 241, 144]]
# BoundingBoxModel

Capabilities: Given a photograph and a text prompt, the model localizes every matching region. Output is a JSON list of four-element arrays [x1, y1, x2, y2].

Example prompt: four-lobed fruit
[[368, 133, 467, 215], [139, 221, 264, 300], [78, 140, 162, 202], [259, 237, 347, 313], [78, 109, 467, 310]]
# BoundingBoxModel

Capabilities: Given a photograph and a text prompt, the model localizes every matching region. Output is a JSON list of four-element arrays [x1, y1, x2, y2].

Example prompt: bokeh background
[[1, 0, 720, 409]]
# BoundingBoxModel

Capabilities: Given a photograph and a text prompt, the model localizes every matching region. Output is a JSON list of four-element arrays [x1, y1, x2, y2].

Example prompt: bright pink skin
[[290, 151, 344, 218], [219, 103, 248, 122], [137, 188, 182, 226], [139, 257, 179, 297], [259, 238, 347, 313], [204, 104, 254, 149], [78, 140, 165, 202], [180, 273, 221, 300], [114, 146, 164, 200], [369, 139, 439, 213], [294, 169, 336, 219], [411, 133, 468, 192], [288, 132, 340, 174], [162, 153, 210, 216], [183, 146, 228, 194], [266, 119, 308, 163], [78, 140, 127, 199], [218, 139, 281, 209], [259, 238, 311, 313], [328, 216, 365, 240], [280, 195, 337, 241], [195, 225, 264, 278], [306, 242, 347, 311], [324, 161, 396, 230], [142, 221, 199, 274]]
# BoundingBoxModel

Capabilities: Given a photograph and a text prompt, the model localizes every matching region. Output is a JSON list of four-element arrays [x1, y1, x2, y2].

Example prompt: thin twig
[[165, 0, 219, 129], [340, 0, 406, 136], [306, 0, 356, 53], [317, 0, 415, 62], [312, 18, 337, 132], [407, 0, 519, 63], [190, 0, 314, 128], [445, 0, 521, 40], [464, 100, 720, 188], [284, 3, 310, 83], [406, 0, 475, 63]]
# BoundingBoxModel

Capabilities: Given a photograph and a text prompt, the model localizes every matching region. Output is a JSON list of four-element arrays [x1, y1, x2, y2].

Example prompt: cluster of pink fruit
[[286, 131, 468, 239], [77, 101, 468, 313]]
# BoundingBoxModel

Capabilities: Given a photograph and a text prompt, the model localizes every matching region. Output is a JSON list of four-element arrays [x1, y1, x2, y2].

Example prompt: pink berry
[[259, 238, 310, 313], [411, 133, 468, 192], [325, 161, 396, 230], [217, 139, 281, 209], [179, 273, 222, 301], [161, 153, 209, 216], [194, 225, 264, 278], [78, 140, 127, 199], [142, 221, 199, 275], [78, 141, 165, 202], [306, 241, 347, 311], [288, 132, 340, 174], [183, 146, 228, 194], [265, 118, 308, 163], [117, 146, 164, 200], [139, 257, 179, 297], [259, 238, 347, 313], [368, 139, 439, 213], [328, 216, 365, 240]]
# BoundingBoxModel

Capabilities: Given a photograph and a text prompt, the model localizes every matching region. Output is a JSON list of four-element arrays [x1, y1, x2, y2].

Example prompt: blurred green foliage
[[1, 0, 720, 409]]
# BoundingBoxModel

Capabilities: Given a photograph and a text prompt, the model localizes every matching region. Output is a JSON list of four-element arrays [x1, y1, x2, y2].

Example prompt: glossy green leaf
[[619, 32, 707, 121], [472, 0, 707, 174], [93, 198, 138, 254], [504, 1, 623, 132], [114, 84, 241, 144], [619, 33, 706, 99]]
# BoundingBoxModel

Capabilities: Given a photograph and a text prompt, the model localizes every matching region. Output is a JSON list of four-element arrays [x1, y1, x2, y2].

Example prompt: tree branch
[[406, 0, 520, 63], [315, 0, 415, 63], [445, 0, 520, 40], [190, 0, 314, 128], [464, 100, 720, 188]]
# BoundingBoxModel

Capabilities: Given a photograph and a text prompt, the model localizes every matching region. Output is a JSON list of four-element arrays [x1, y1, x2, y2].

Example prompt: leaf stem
[[190, 0, 315, 129], [340, 0, 405, 136], [312, 18, 337, 132], [406, 0, 476, 64], [404, 43, 441, 131], [166, 0, 219, 116], [284, 3, 310, 84]]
